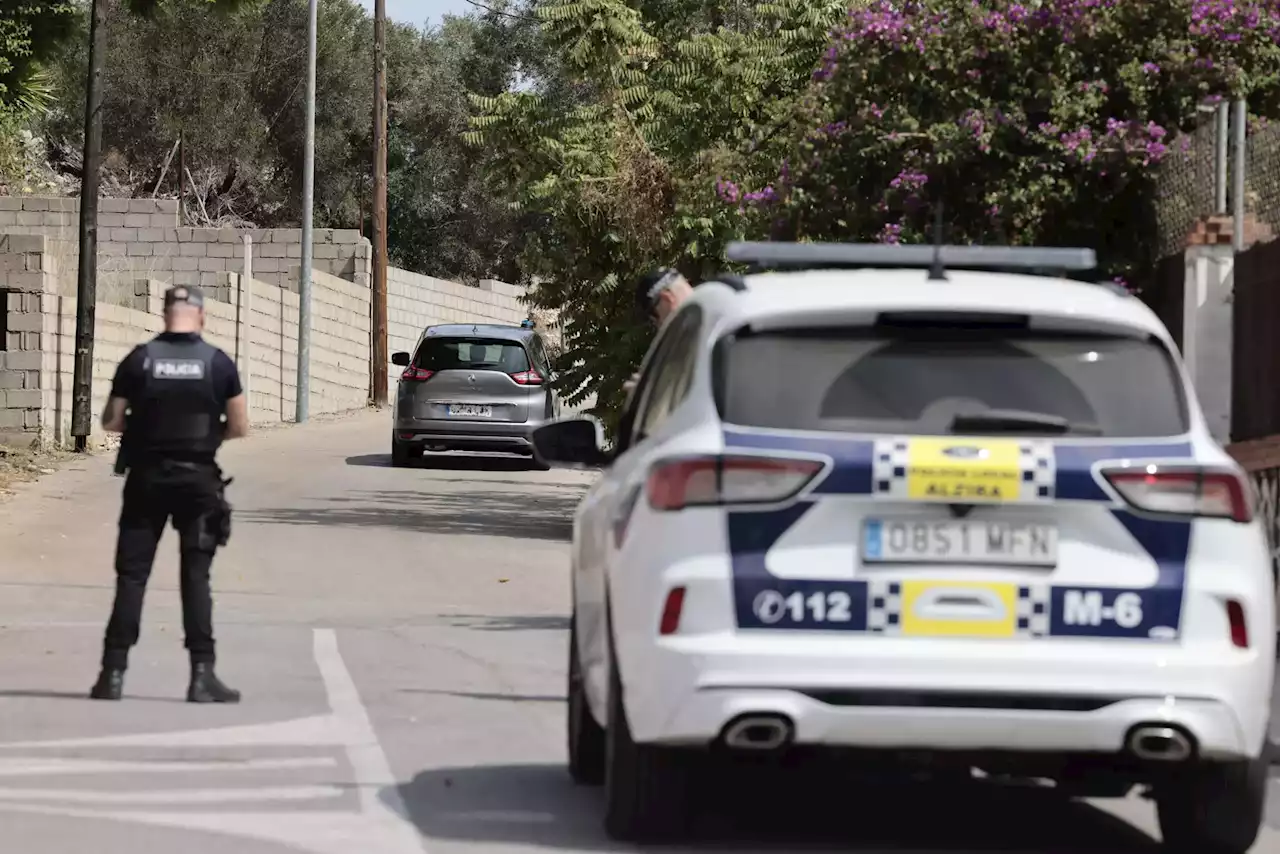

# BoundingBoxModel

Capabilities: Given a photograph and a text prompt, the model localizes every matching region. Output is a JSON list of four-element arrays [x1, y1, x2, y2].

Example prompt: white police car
[[533, 242, 1276, 851]]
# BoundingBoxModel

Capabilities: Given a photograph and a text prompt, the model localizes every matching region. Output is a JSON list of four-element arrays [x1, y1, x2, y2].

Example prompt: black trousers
[[102, 460, 224, 670]]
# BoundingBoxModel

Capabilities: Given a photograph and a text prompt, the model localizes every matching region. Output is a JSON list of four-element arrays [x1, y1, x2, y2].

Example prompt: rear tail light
[[1102, 466, 1252, 523], [510, 370, 544, 385], [401, 366, 434, 382], [1226, 599, 1249, 649], [646, 454, 826, 511], [659, 587, 686, 635]]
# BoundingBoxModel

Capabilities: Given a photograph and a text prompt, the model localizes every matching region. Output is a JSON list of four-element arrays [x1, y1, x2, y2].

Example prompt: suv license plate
[[447, 404, 493, 417], [862, 519, 1057, 566]]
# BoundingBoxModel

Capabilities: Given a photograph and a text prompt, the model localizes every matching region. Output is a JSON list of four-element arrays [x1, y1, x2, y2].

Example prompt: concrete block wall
[[38, 288, 163, 447], [2, 263, 373, 446], [386, 267, 530, 395], [210, 271, 371, 422], [0, 196, 372, 300], [0, 235, 60, 444]]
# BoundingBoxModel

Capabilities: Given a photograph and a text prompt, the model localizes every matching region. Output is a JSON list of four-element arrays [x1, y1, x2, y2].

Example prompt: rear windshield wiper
[[948, 409, 1102, 436]]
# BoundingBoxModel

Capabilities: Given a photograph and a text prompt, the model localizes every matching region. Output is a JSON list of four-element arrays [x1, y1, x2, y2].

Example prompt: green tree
[[39, 0, 538, 283], [0, 2, 77, 190], [469, 0, 845, 427]]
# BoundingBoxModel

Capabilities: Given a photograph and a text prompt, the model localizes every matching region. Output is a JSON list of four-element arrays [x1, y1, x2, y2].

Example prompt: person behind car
[[623, 269, 694, 399]]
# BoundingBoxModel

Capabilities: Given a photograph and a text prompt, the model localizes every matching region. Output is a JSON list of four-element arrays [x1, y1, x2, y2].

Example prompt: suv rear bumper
[[618, 635, 1274, 762], [660, 687, 1248, 760], [394, 419, 537, 453]]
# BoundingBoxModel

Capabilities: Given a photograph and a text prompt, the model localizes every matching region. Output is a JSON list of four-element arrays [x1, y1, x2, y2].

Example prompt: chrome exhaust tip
[[721, 715, 794, 751], [1127, 725, 1194, 762]]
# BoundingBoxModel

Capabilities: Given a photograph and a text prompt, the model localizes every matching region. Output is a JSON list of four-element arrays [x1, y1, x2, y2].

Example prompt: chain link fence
[[1153, 106, 1280, 258], [1247, 116, 1280, 240], [1154, 110, 1219, 260]]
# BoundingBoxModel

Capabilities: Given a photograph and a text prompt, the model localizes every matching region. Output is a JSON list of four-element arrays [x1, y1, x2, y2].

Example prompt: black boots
[[186, 662, 241, 704], [89, 668, 125, 701], [89, 663, 241, 703]]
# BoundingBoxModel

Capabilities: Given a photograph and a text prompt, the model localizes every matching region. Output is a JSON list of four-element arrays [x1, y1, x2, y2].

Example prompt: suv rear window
[[414, 337, 530, 373], [718, 328, 1188, 438]]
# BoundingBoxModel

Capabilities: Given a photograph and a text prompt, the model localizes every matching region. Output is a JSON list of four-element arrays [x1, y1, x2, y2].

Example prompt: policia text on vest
[[90, 285, 251, 704]]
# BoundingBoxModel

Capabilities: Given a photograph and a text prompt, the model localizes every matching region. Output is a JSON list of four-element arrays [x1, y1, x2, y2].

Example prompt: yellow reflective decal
[[905, 438, 1022, 502], [899, 580, 1017, 638]]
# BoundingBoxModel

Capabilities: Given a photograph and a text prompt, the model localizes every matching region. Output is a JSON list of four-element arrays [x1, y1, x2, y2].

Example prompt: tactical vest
[[127, 335, 224, 462]]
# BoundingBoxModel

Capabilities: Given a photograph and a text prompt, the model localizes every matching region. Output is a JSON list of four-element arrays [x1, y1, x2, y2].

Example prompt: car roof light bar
[[726, 242, 1097, 274]]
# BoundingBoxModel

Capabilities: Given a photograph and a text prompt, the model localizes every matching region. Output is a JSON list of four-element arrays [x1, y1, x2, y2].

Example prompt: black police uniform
[[90, 285, 243, 704]]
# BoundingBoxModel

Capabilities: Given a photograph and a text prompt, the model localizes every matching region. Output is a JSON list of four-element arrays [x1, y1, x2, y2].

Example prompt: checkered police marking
[[872, 441, 911, 498], [1015, 585, 1051, 637], [1018, 443, 1055, 500], [866, 579, 903, 634]]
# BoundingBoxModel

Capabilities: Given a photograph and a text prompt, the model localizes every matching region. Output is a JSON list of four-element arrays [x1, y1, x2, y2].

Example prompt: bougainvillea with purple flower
[[724, 0, 1280, 284]]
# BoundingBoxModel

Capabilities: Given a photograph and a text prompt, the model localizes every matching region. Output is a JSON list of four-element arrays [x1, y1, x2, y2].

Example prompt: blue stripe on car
[[722, 429, 1195, 639]]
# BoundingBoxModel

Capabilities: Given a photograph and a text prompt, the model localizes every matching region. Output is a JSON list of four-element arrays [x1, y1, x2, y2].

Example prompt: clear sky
[[355, 0, 475, 28]]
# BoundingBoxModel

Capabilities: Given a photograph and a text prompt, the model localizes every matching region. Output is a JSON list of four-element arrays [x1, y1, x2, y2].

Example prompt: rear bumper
[[662, 687, 1246, 761], [394, 418, 537, 452], [618, 634, 1274, 762]]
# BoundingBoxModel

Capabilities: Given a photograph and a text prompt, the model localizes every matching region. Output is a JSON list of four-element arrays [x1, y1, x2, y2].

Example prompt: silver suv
[[391, 323, 561, 468]]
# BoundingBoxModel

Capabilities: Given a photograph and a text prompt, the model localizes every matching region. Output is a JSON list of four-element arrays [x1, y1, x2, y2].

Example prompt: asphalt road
[[1, 408, 1279, 853]]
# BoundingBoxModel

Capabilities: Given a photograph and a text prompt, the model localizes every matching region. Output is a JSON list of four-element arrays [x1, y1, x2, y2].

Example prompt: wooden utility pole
[[71, 0, 109, 452], [371, 0, 390, 406]]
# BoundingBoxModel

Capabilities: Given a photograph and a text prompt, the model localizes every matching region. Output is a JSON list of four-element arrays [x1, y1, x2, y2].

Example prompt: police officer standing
[[91, 284, 249, 703]]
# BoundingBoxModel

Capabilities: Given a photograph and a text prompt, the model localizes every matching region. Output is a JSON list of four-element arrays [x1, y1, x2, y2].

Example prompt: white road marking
[[313, 627, 419, 827], [0, 628, 428, 854]]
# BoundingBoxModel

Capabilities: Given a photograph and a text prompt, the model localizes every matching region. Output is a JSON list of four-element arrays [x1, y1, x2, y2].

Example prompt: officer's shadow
[[0, 688, 189, 704]]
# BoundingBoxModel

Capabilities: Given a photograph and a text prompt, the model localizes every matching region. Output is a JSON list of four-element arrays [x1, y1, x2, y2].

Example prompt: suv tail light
[[1102, 466, 1252, 523], [510, 369, 544, 386], [401, 367, 434, 382], [647, 454, 826, 511]]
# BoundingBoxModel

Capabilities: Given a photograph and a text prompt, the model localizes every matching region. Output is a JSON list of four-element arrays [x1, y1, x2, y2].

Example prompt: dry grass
[[0, 442, 76, 499]]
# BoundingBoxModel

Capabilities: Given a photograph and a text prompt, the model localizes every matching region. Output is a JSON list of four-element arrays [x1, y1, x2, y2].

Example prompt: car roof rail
[[726, 241, 1097, 278]]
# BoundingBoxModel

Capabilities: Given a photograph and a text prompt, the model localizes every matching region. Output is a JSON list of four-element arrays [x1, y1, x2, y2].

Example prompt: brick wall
[[29, 273, 372, 445], [0, 196, 371, 301], [0, 235, 59, 444], [0, 219, 567, 445], [0, 225, 373, 445]]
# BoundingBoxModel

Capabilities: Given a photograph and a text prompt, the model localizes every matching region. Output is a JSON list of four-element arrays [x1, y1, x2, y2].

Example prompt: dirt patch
[[0, 443, 78, 498]]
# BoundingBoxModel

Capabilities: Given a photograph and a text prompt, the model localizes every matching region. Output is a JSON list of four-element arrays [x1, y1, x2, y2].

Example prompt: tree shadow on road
[[397, 688, 565, 703], [441, 614, 570, 632], [0, 688, 188, 704], [346, 453, 541, 473], [386, 762, 1160, 853], [238, 489, 579, 541]]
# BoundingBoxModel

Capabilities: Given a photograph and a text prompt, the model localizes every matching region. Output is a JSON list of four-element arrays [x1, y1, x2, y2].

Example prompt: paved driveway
[[0, 408, 1277, 853]]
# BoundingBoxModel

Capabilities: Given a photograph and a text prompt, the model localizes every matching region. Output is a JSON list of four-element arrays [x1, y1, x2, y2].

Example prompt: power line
[[459, 0, 540, 23]]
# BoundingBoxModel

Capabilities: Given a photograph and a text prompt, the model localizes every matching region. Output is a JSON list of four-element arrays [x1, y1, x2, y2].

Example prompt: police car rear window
[[414, 337, 530, 373], [717, 328, 1189, 438]]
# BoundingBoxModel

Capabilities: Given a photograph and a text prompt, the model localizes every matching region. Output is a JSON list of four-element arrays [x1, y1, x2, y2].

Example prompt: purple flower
[[877, 222, 903, 244], [889, 169, 929, 191]]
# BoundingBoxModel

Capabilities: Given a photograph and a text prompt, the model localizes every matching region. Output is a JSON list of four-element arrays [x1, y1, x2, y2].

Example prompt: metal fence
[[1153, 107, 1280, 256], [1153, 110, 1219, 260]]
